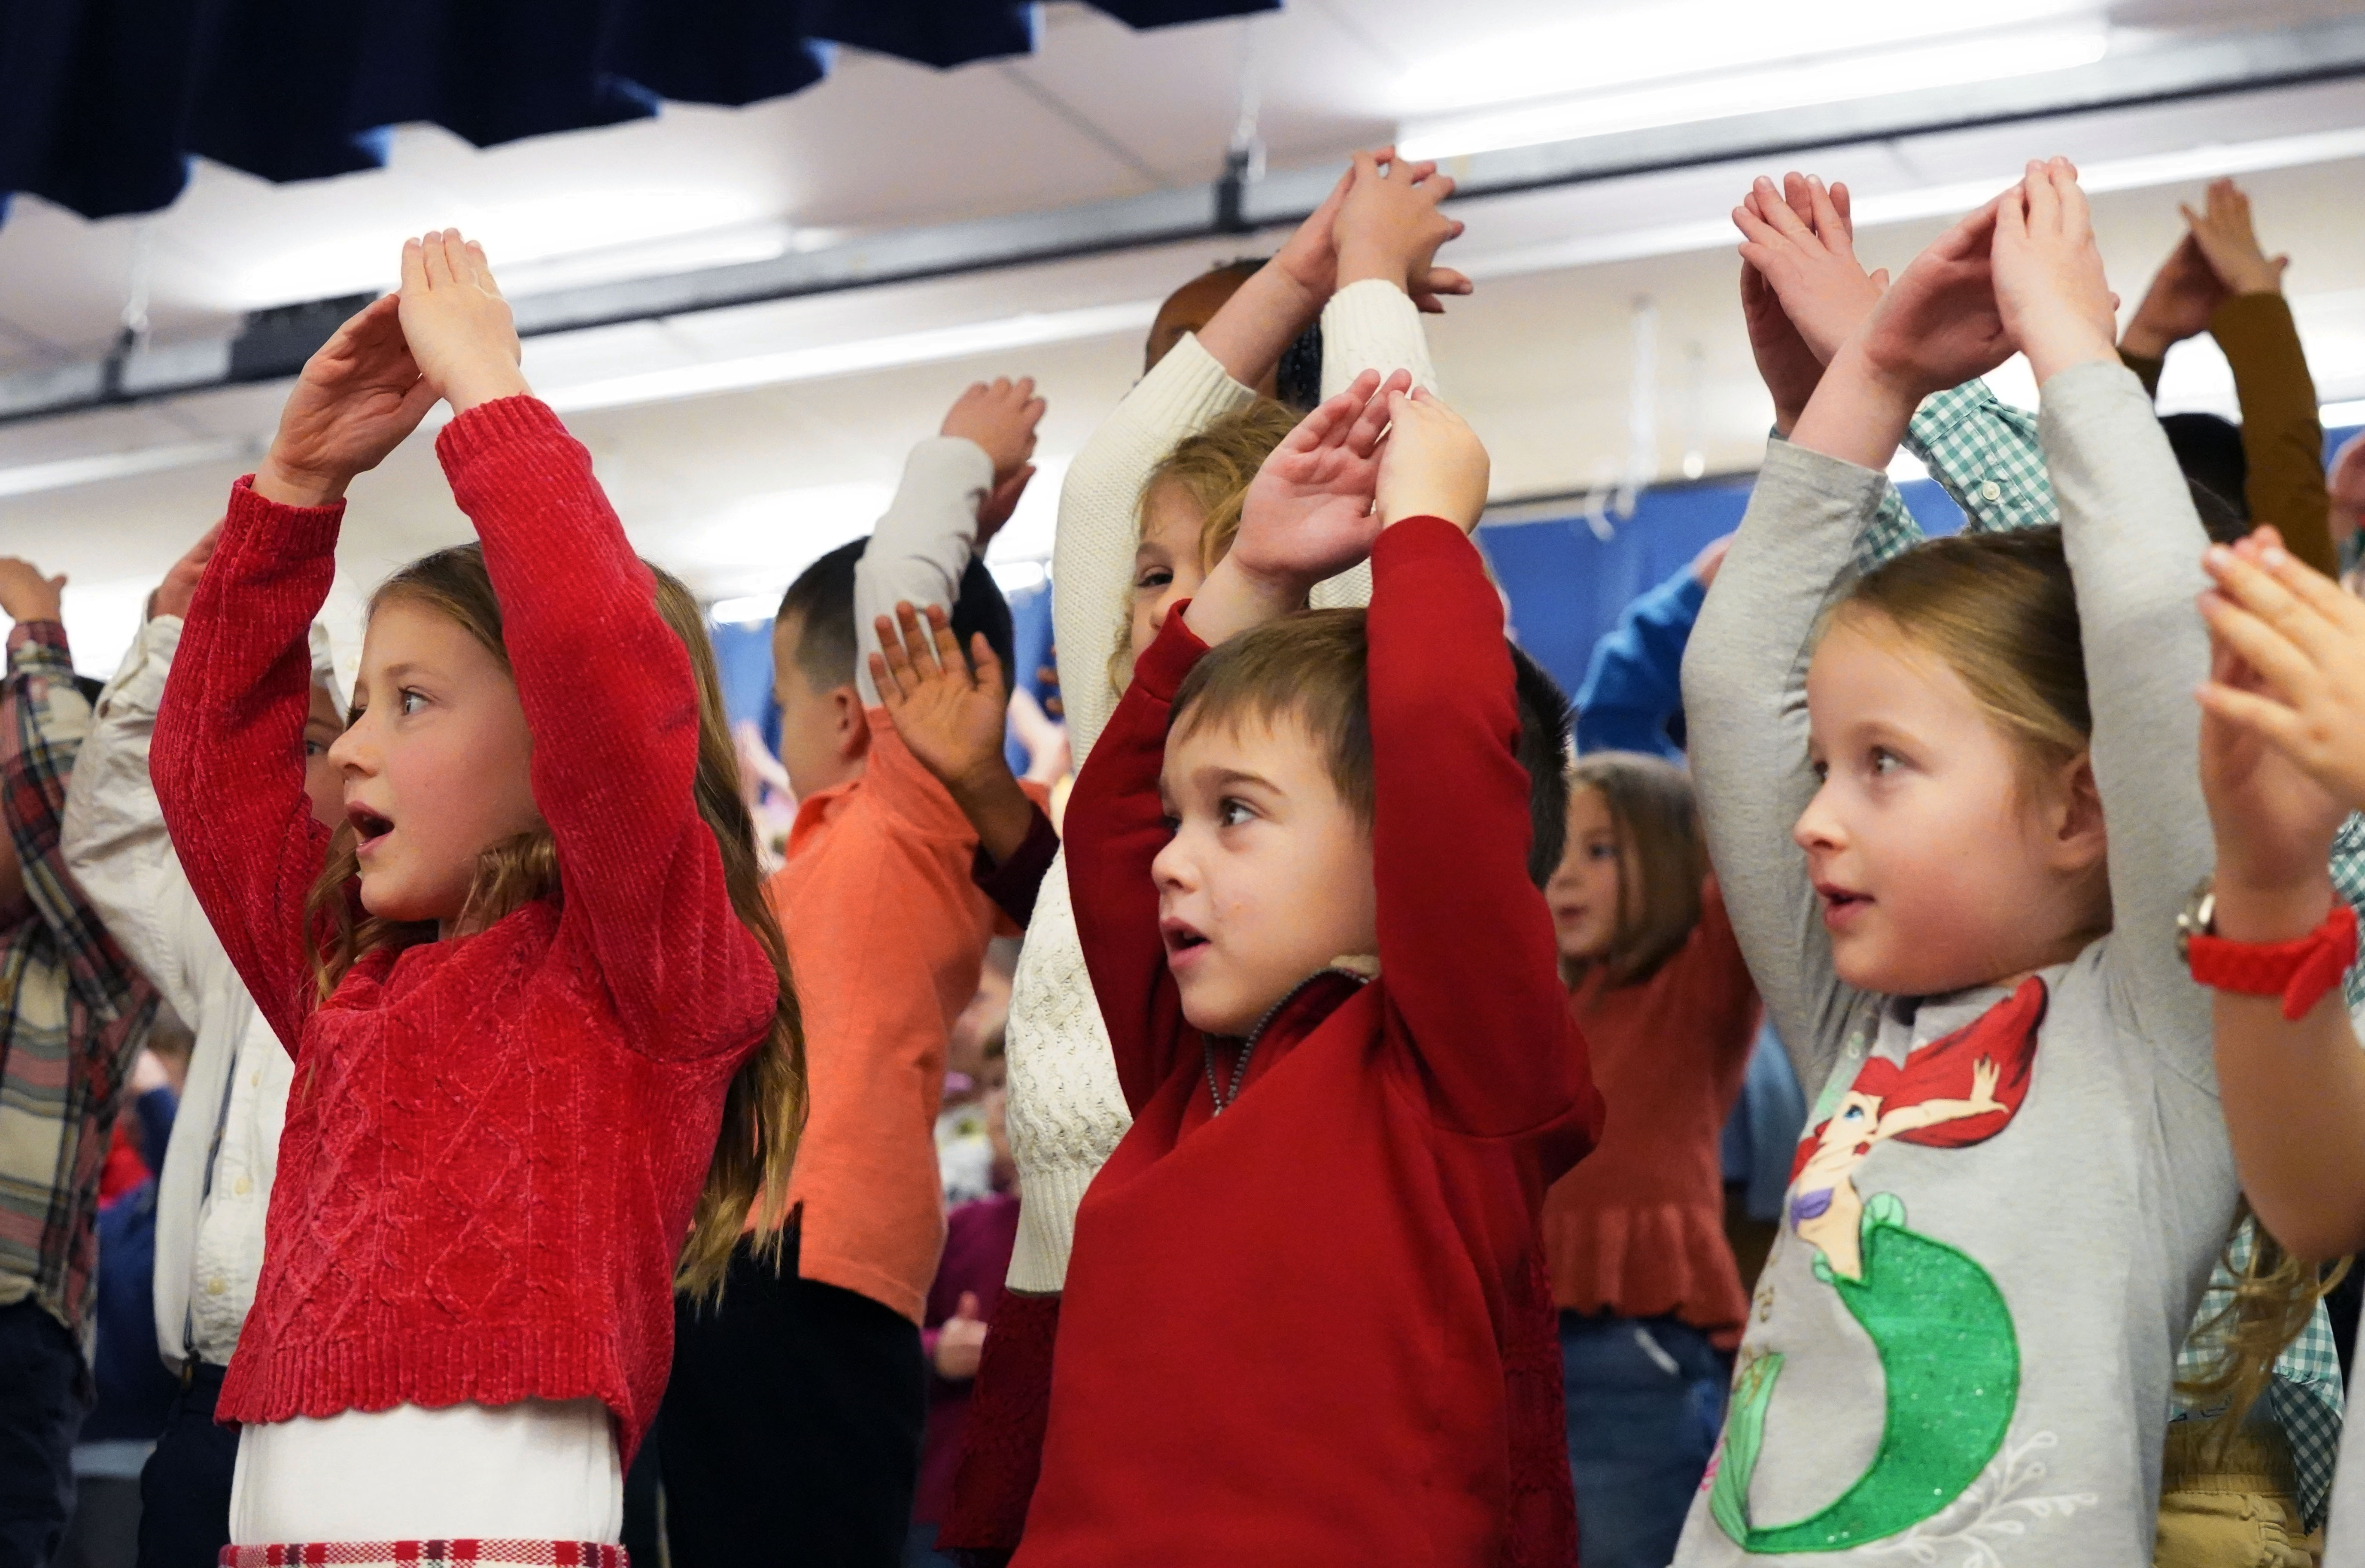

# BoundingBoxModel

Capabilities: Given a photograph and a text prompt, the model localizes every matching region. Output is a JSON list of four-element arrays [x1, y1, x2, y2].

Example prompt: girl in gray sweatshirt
[[1675, 158, 2239, 1566]]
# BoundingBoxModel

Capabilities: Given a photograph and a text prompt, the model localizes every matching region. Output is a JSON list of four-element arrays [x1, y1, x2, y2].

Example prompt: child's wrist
[[2022, 315, 2119, 386], [253, 454, 348, 508], [1334, 242, 1408, 297], [441, 360, 533, 415], [2212, 869, 2340, 945]]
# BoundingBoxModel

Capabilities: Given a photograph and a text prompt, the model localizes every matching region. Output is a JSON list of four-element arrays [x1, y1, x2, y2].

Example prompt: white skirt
[[228, 1399, 623, 1544]]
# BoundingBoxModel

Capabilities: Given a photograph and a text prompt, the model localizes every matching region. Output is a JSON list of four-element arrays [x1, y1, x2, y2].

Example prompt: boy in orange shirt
[[659, 377, 1046, 1566]]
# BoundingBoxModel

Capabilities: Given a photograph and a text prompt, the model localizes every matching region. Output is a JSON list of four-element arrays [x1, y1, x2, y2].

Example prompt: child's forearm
[[948, 762, 1040, 870], [2214, 969, 2365, 1262], [1789, 339, 1918, 473], [1196, 265, 1321, 391]]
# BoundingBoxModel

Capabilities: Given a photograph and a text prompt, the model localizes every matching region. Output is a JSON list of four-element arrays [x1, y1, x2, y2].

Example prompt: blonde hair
[[1108, 399, 1301, 697], [301, 544, 806, 1302], [1564, 752, 1707, 988], [2176, 1206, 2348, 1462], [1829, 528, 2090, 791]]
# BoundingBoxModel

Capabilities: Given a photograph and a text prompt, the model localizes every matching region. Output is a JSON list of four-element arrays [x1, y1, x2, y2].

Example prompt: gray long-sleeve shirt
[[1674, 360, 2238, 1565]]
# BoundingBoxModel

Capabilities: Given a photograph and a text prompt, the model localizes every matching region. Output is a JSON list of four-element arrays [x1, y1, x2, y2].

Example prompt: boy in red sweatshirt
[[1019, 371, 1604, 1565]]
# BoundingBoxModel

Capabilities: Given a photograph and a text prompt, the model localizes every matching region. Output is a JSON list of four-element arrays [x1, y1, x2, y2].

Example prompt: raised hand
[[934, 1291, 988, 1381], [870, 602, 1012, 799], [2120, 234, 2228, 361], [1851, 196, 2015, 401], [1334, 148, 1472, 315], [1374, 386, 1489, 533], [1236, 368, 1404, 577], [1739, 260, 1824, 438], [869, 602, 1040, 863], [150, 523, 221, 621], [396, 229, 529, 415], [252, 293, 440, 508], [2196, 529, 2365, 815], [940, 377, 1045, 480], [1991, 158, 2119, 384], [1185, 369, 1403, 646], [941, 377, 1046, 551], [0, 558, 64, 625], [2183, 178, 2288, 298], [1732, 173, 1887, 364]]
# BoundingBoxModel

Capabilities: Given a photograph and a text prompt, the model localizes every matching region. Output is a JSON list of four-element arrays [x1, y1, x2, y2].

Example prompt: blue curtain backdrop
[[1480, 477, 1969, 702], [0, 0, 1276, 222]]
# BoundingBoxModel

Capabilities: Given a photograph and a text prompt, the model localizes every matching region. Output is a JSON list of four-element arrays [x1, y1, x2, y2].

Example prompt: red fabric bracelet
[[2188, 899, 2359, 1021]]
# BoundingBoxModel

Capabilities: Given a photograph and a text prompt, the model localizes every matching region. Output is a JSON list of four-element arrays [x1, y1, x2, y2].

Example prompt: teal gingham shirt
[[1846, 379, 2346, 1530]]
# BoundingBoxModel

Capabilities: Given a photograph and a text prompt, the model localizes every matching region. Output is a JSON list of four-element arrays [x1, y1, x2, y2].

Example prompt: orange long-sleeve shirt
[[763, 710, 1011, 1324]]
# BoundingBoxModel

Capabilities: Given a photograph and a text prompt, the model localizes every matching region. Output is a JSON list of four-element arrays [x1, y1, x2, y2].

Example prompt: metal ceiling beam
[[10, 14, 2365, 426]]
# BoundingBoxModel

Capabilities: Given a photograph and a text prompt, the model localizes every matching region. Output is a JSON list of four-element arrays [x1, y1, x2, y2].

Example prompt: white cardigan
[[1004, 279, 1437, 1291], [61, 614, 340, 1372]]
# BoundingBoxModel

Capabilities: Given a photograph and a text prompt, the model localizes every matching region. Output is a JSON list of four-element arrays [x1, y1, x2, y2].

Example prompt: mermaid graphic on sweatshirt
[[1710, 978, 2046, 1554]]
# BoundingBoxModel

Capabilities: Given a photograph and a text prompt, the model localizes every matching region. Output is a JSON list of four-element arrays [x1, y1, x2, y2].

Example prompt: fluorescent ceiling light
[[1461, 125, 2365, 282], [1401, 27, 2109, 160], [1398, 0, 2102, 115], [542, 300, 1158, 413], [0, 436, 256, 499], [219, 186, 777, 311], [708, 593, 781, 626], [988, 559, 1048, 594]]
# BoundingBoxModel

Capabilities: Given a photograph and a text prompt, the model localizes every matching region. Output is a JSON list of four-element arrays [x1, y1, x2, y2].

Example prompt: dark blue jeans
[[135, 1363, 234, 1568], [0, 1298, 91, 1568], [1560, 1313, 1729, 1568]]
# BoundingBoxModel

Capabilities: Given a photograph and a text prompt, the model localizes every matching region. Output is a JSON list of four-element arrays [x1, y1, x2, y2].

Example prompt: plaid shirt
[[2170, 1219, 2346, 1530], [0, 620, 155, 1341], [1852, 380, 2346, 1525]]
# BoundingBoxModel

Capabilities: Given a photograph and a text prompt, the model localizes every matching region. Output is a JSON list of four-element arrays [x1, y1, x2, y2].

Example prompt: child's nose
[[1793, 786, 1844, 853], [1149, 586, 1187, 636]]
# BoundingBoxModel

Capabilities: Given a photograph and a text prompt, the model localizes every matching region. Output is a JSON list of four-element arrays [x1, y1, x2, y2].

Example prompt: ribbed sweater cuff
[[1322, 278, 1435, 391], [433, 393, 571, 472], [1006, 1160, 1096, 1292]]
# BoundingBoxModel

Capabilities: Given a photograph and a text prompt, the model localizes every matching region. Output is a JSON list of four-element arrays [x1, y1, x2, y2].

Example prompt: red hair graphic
[[1790, 976, 2047, 1183]]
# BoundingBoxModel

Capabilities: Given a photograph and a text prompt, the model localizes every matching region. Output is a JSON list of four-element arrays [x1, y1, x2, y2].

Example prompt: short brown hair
[[1566, 751, 1707, 986], [1170, 608, 1573, 888]]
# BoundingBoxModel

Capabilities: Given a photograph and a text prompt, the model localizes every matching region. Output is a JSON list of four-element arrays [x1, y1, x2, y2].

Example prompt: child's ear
[[834, 685, 872, 763], [2046, 753, 2107, 875]]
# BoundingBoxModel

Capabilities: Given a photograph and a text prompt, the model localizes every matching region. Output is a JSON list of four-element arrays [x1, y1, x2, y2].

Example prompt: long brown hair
[[1564, 751, 1707, 988], [301, 544, 806, 1301]]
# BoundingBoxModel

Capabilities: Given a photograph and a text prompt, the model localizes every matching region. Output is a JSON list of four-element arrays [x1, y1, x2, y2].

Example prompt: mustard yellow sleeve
[[2213, 292, 2337, 577]]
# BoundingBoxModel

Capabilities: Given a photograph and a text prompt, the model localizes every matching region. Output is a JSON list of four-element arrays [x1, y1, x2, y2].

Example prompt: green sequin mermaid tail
[[1710, 1193, 2020, 1553]]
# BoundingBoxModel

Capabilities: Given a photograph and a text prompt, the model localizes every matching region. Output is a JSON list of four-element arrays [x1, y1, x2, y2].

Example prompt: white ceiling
[[6, 0, 2365, 678]]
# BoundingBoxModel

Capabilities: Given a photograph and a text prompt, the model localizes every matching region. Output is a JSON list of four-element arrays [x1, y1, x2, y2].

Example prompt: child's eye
[[1159, 814, 1181, 835], [1216, 798, 1254, 829], [303, 738, 329, 759], [1135, 567, 1173, 592], [1869, 747, 1901, 776], [1809, 758, 1830, 783], [398, 689, 427, 717], [1586, 840, 1618, 862]]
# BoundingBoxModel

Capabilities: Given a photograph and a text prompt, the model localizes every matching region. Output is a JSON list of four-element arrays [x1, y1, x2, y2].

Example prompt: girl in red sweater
[[1541, 752, 1760, 1568], [151, 232, 799, 1559]]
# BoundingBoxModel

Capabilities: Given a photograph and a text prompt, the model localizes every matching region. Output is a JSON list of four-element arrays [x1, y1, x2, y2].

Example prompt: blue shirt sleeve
[[1574, 564, 1706, 758]]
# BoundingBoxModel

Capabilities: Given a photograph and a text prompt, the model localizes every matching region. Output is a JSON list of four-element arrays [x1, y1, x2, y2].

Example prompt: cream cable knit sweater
[[1003, 279, 1438, 1291]]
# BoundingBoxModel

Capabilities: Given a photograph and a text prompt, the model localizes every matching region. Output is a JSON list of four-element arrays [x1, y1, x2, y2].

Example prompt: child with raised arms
[[1676, 161, 2237, 1563], [2186, 523, 2365, 1561], [1012, 370, 1602, 1563], [150, 232, 798, 1556]]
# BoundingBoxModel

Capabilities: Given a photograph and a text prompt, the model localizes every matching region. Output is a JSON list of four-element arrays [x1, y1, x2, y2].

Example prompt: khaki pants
[[2155, 1422, 2320, 1568]]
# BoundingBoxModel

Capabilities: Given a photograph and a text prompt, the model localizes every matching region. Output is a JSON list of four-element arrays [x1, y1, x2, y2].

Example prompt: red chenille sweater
[[150, 397, 777, 1461], [1021, 517, 1604, 1566]]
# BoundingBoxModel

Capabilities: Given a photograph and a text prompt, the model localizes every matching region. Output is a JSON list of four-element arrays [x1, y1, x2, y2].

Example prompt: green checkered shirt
[[1851, 379, 2344, 1528]]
